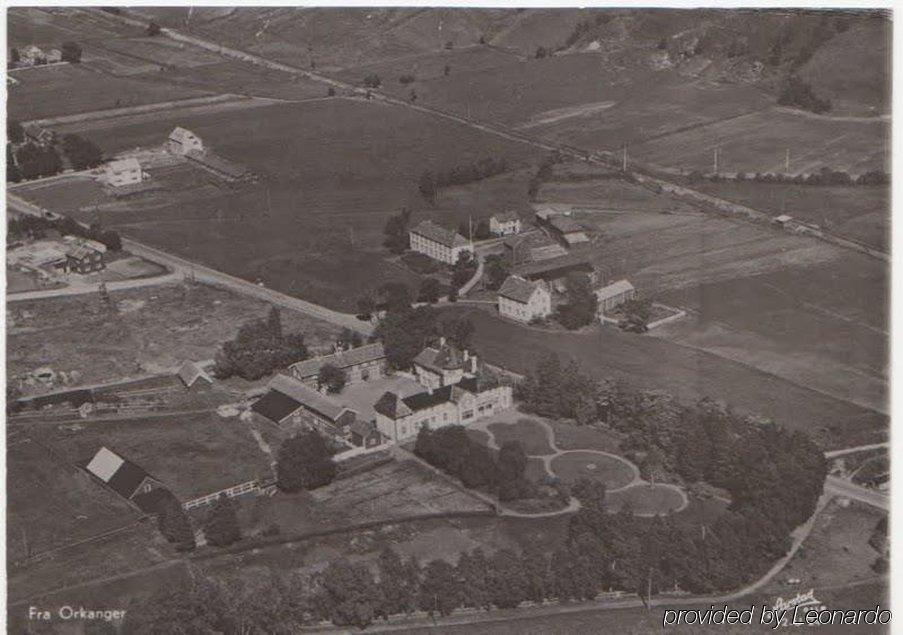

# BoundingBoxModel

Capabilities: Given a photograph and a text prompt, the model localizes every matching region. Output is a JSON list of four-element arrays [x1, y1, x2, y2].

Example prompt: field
[[6, 436, 143, 562], [445, 307, 887, 451], [53, 98, 540, 310], [549, 451, 636, 490], [32, 411, 277, 501], [629, 107, 889, 176], [7, 6, 140, 49], [695, 181, 890, 251], [546, 421, 622, 453], [8, 281, 341, 393], [231, 459, 492, 538], [605, 483, 686, 516]]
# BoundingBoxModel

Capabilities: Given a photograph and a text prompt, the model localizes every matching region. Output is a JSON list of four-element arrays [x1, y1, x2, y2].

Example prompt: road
[[6, 193, 373, 335], [7, 272, 183, 302], [824, 475, 889, 511]]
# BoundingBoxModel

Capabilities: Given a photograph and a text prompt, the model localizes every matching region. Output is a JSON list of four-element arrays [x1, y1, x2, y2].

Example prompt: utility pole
[[713, 146, 719, 175], [622, 143, 628, 172], [785, 148, 790, 173]]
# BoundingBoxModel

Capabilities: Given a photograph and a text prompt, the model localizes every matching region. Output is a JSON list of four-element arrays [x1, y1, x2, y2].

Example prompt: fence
[[182, 479, 261, 510]]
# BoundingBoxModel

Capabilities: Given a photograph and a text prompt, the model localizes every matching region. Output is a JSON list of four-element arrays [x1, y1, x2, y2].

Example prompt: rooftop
[[251, 389, 303, 423], [498, 275, 547, 304], [85, 446, 154, 499], [290, 342, 385, 379], [375, 376, 498, 419], [105, 157, 141, 174], [596, 279, 635, 300], [410, 220, 470, 249], [268, 374, 356, 423], [413, 341, 467, 373], [548, 215, 584, 234], [492, 211, 520, 223], [169, 126, 199, 144]]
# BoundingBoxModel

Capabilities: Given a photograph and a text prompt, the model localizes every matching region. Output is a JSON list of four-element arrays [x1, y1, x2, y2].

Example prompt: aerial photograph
[[5, 4, 890, 633]]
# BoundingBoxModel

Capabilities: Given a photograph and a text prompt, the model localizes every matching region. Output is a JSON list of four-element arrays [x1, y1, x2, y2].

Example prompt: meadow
[[62, 98, 541, 310]]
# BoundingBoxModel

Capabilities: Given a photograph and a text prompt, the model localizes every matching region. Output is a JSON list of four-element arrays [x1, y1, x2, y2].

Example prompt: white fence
[[182, 479, 261, 510]]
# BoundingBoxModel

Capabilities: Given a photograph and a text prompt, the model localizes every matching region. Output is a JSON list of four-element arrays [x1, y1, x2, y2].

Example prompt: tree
[[419, 559, 459, 616], [418, 170, 437, 203], [213, 312, 308, 380], [443, 64, 451, 76], [417, 277, 442, 303], [336, 327, 363, 349], [521, 546, 552, 603], [327, 86, 336, 97], [456, 549, 492, 610], [314, 559, 381, 629], [484, 254, 510, 290], [123, 577, 231, 634], [377, 548, 420, 618], [375, 306, 438, 369], [438, 316, 474, 350], [362, 73, 381, 88], [147, 21, 162, 36], [203, 495, 241, 547], [379, 282, 412, 313], [15, 143, 63, 180], [10, 48, 20, 64], [276, 431, 337, 491], [450, 251, 477, 291], [61, 41, 82, 63], [7, 119, 24, 144], [6, 144, 21, 183], [318, 363, 347, 394], [383, 207, 411, 254], [156, 491, 196, 551], [497, 441, 528, 501], [489, 549, 528, 608], [62, 134, 103, 170], [556, 273, 597, 330]]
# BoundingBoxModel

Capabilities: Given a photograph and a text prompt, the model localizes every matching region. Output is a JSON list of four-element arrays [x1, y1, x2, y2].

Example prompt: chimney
[[463, 350, 470, 362], [439, 336, 446, 348], [471, 355, 478, 374]]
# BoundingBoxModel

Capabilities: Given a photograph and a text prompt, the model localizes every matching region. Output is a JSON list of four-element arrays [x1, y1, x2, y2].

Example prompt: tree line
[[7, 129, 104, 182], [690, 166, 889, 187], [8, 214, 122, 251], [213, 307, 308, 380], [419, 157, 509, 203]]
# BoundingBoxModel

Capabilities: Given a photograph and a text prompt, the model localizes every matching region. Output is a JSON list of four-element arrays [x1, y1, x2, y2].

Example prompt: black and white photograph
[[4, 3, 893, 633]]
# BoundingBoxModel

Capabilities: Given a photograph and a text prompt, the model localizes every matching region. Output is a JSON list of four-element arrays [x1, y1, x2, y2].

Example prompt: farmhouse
[[596, 279, 637, 314], [253, 374, 358, 436], [489, 211, 522, 236], [20, 45, 44, 65], [546, 215, 589, 246], [412, 337, 477, 389], [64, 243, 105, 274], [534, 204, 572, 222], [504, 232, 568, 265], [166, 127, 204, 155], [497, 275, 552, 323], [46, 49, 62, 63], [101, 158, 145, 188], [24, 124, 54, 147], [374, 375, 513, 444], [289, 342, 386, 389], [85, 447, 162, 503], [409, 220, 473, 265]]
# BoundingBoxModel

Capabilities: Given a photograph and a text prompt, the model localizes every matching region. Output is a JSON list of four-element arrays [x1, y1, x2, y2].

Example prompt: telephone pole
[[785, 148, 790, 173], [622, 143, 628, 172], [713, 146, 719, 174]]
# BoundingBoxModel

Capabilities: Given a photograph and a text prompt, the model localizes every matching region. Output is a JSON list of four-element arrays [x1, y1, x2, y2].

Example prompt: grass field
[[57, 98, 540, 310], [33, 411, 276, 501], [630, 106, 889, 176], [695, 181, 889, 251], [546, 421, 622, 453], [549, 451, 636, 490], [605, 483, 686, 516], [6, 437, 143, 562], [445, 307, 887, 450], [487, 419, 554, 456], [8, 6, 141, 48], [8, 64, 212, 122], [8, 282, 340, 394]]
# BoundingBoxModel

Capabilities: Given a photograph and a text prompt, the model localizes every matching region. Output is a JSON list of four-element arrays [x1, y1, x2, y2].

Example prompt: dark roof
[[376, 376, 497, 420], [410, 220, 469, 249], [187, 149, 249, 178], [30, 389, 94, 409], [402, 385, 454, 411], [107, 460, 152, 499], [374, 391, 412, 419], [290, 342, 384, 378], [251, 390, 302, 423], [515, 250, 593, 279], [548, 215, 584, 234], [413, 343, 466, 373], [268, 375, 356, 422], [498, 275, 546, 304], [350, 419, 379, 438], [85, 447, 155, 499]]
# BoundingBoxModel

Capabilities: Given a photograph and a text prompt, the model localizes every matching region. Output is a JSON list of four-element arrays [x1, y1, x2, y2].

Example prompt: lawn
[[57, 98, 541, 311], [8, 281, 341, 395], [695, 181, 889, 251], [487, 419, 554, 456], [605, 483, 686, 516], [547, 421, 623, 453], [32, 411, 277, 501], [6, 437, 143, 562], [549, 451, 636, 490]]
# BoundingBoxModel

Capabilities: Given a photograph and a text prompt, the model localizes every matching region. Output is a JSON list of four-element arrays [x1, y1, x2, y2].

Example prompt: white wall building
[[596, 279, 637, 315], [166, 127, 204, 155], [101, 158, 145, 188], [409, 220, 473, 265], [497, 275, 552, 323], [489, 212, 522, 236]]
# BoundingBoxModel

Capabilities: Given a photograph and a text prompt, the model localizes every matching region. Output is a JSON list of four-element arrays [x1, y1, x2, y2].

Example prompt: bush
[[362, 73, 381, 88], [147, 21, 162, 36], [61, 41, 82, 64], [276, 431, 337, 491], [777, 76, 832, 114], [399, 74, 416, 84], [213, 308, 308, 380], [62, 133, 103, 170]]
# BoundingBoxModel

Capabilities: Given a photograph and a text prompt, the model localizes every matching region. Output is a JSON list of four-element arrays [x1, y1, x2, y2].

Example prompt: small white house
[[489, 212, 522, 236], [101, 158, 145, 188], [20, 45, 44, 65], [497, 275, 552, 323], [46, 49, 62, 63], [166, 127, 204, 155]]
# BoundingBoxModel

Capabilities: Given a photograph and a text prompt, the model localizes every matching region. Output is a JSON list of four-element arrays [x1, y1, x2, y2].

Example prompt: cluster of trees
[[555, 272, 598, 330], [418, 157, 509, 203], [528, 151, 562, 200], [7, 214, 122, 251], [692, 167, 888, 187], [147, 21, 162, 36], [362, 73, 381, 88], [9, 132, 103, 181], [777, 76, 832, 114], [154, 490, 196, 551], [484, 253, 511, 290], [449, 251, 478, 296], [414, 426, 534, 501], [213, 308, 309, 380], [417, 277, 443, 303], [456, 218, 491, 242], [203, 495, 242, 547], [382, 207, 411, 254], [276, 431, 337, 492], [317, 363, 347, 393], [61, 133, 104, 170], [61, 41, 82, 63], [519, 354, 603, 425], [14, 142, 62, 180], [374, 305, 473, 369], [8, 119, 24, 144]]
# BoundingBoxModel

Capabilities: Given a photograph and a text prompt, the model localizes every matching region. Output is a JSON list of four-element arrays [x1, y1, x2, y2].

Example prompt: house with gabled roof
[[412, 337, 478, 389], [166, 127, 204, 155], [489, 211, 522, 236], [289, 342, 386, 388], [409, 220, 473, 265], [101, 157, 145, 188], [177, 361, 213, 389], [595, 279, 636, 315], [252, 374, 358, 436], [497, 275, 552, 323], [85, 447, 162, 503]]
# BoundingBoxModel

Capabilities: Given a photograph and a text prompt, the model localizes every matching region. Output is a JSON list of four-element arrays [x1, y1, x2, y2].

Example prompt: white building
[[166, 127, 204, 155], [412, 337, 475, 390], [497, 275, 552, 323], [596, 279, 636, 315], [20, 45, 44, 65], [489, 212, 522, 236], [46, 49, 62, 63], [409, 220, 473, 265], [101, 158, 145, 188]]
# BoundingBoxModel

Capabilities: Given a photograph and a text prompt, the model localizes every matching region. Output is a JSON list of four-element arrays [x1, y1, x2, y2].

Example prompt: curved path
[[474, 416, 689, 516]]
